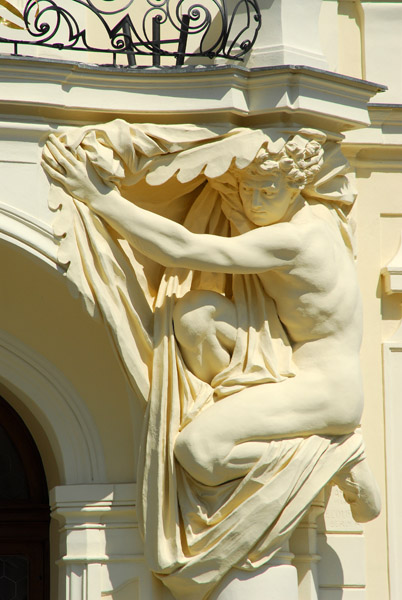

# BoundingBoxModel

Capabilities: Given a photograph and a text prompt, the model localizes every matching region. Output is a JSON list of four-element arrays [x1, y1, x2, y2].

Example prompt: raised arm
[[42, 135, 302, 274]]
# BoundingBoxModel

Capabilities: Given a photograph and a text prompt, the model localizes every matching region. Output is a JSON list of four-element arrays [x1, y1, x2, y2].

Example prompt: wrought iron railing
[[0, 0, 261, 67]]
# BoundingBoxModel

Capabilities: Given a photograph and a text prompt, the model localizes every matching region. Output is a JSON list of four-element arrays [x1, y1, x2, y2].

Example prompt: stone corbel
[[382, 231, 402, 295]]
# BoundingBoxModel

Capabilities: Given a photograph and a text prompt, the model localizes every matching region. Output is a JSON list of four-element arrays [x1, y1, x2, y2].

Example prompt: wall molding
[[382, 230, 402, 600]]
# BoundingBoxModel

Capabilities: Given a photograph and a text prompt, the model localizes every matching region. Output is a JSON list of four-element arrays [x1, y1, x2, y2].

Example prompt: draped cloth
[[48, 120, 365, 600]]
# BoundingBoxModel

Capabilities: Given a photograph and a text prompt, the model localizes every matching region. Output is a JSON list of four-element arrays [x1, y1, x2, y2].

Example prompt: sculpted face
[[239, 169, 299, 226]]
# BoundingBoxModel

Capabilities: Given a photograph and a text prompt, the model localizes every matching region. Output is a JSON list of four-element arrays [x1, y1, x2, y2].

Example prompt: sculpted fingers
[[45, 141, 70, 172], [41, 158, 67, 186], [75, 145, 87, 162], [42, 144, 64, 174], [42, 135, 114, 204], [46, 134, 77, 172], [48, 134, 75, 160]]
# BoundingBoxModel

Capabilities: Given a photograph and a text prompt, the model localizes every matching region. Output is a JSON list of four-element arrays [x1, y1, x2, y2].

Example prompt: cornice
[[368, 103, 402, 127], [343, 104, 402, 168], [0, 55, 384, 131]]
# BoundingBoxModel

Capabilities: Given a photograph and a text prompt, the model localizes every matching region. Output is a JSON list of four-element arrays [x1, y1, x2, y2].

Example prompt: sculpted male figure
[[42, 124, 380, 598], [172, 145, 375, 502]]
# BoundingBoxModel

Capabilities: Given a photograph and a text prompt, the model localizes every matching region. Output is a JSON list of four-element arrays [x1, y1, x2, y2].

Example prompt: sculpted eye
[[261, 188, 273, 197]]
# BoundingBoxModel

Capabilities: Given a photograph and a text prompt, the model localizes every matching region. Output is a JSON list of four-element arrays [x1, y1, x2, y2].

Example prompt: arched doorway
[[0, 395, 50, 600]]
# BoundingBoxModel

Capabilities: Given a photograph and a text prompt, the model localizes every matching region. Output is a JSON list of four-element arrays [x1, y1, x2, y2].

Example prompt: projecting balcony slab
[[0, 56, 385, 132]]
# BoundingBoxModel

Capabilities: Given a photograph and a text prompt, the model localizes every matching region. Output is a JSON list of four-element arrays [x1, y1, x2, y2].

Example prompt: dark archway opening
[[0, 395, 50, 600]]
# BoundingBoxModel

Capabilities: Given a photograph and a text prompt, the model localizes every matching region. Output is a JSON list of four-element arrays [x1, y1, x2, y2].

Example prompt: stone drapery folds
[[44, 120, 378, 600]]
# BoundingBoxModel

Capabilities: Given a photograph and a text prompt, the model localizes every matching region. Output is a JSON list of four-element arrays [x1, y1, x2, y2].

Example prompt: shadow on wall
[[101, 580, 140, 600], [317, 534, 344, 600], [101, 484, 176, 600]]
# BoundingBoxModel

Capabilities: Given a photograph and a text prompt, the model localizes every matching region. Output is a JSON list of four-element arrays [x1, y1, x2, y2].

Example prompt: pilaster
[[50, 484, 158, 600], [290, 493, 325, 600], [246, 0, 328, 70], [382, 235, 402, 600]]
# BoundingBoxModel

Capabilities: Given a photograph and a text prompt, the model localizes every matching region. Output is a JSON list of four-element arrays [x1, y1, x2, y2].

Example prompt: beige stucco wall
[[0, 240, 140, 484]]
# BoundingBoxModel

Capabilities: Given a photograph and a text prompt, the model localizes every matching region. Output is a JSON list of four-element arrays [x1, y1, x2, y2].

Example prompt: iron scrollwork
[[0, 0, 261, 66]]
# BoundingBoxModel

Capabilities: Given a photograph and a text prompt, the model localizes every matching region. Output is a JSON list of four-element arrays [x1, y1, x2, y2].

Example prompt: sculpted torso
[[175, 202, 363, 377], [172, 201, 364, 486]]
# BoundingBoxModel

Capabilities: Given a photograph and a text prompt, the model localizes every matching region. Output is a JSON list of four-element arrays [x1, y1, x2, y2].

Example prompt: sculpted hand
[[41, 133, 116, 205]]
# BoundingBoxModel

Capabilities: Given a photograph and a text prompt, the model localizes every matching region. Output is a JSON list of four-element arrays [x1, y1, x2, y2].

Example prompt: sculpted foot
[[332, 458, 381, 523]]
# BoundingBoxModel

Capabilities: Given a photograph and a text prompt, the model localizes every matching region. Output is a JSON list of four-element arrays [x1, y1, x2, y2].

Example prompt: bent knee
[[173, 290, 236, 349], [174, 425, 229, 487], [173, 292, 214, 348]]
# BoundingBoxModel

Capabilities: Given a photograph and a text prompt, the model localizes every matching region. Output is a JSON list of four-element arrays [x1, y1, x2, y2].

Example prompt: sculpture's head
[[238, 131, 325, 226]]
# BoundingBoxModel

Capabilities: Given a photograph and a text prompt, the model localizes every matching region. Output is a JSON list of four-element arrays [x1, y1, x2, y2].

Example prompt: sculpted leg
[[174, 359, 380, 523], [175, 366, 363, 486]]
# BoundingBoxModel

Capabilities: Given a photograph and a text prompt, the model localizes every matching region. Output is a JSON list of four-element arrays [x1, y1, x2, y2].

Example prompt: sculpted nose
[[251, 190, 262, 209]]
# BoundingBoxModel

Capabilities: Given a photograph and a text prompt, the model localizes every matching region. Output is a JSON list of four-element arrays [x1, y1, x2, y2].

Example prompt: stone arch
[[0, 328, 106, 485]]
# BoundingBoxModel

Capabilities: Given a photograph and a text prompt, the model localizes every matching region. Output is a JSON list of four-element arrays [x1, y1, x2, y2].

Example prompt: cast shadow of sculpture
[[315, 540, 344, 600], [42, 121, 380, 600]]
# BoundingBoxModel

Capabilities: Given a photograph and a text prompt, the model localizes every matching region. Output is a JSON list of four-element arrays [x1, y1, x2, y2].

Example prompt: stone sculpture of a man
[[42, 122, 380, 600]]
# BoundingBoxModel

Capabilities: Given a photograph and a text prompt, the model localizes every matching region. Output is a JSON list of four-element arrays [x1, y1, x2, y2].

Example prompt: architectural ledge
[[382, 231, 402, 295], [0, 55, 384, 131], [343, 105, 402, 165]]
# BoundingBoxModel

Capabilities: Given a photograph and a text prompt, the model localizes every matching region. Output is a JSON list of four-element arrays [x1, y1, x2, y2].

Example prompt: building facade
[[0, 0, 401, 598]]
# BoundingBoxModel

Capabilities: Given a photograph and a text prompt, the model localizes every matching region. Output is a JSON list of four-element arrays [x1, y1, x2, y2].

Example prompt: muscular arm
[[92, 192, 301, 274], [42, 135, 302, 274]]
